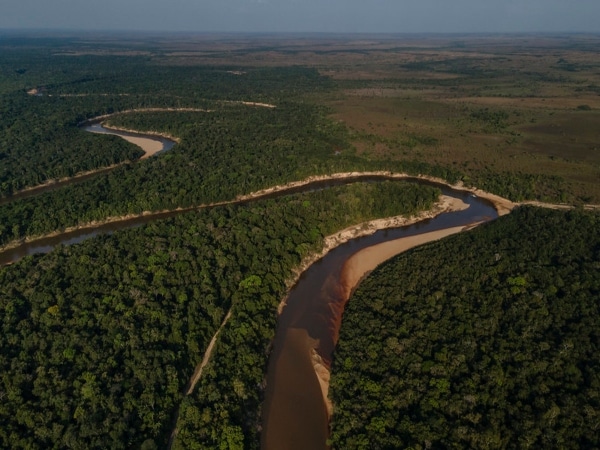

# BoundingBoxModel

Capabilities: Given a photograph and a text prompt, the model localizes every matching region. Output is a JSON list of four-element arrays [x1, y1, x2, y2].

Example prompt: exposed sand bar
[[87, 129, 164, 159], [263, 195, 479, 450], [269, 196, 470, 420], [313, 220, 484, 417], [277, 195, 469, 314], [1, 121, 178, 204], [341, 223, 478, 300]]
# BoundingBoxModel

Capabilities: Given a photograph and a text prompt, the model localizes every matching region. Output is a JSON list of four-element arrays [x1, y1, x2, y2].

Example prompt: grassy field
[[4, 32, 599, 201], [307, 35, 600, 202], [136, 32, 600, 202]]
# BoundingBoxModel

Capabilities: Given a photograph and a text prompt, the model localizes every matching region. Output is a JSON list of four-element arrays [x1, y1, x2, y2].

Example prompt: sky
[[1, 0, 600, 34]]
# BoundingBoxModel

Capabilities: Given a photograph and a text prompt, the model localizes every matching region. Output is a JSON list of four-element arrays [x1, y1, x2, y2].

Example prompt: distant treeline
[[0, 104, 458, 247], [0, 46, 333, 196]]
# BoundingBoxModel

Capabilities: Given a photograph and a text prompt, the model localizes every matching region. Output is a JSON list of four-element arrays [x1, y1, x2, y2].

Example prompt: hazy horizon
[[2, 0, 600, 34]]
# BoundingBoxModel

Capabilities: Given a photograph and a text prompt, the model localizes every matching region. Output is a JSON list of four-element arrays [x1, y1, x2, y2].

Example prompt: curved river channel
[[0, 124, 501, 448], [0, 122, 175, 206], [261, 188, 498, 450]]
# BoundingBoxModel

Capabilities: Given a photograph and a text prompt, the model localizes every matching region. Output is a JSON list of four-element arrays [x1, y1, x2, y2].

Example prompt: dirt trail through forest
[[167, 308, 233, 449]]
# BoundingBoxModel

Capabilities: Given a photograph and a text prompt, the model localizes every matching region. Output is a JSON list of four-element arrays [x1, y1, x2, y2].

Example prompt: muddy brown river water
[[261, 188, 498, 450], [0, 124, 501, 449]]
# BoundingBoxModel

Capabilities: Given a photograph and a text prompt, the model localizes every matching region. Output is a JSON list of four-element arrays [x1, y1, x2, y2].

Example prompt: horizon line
[[2, 28, 600, 37]]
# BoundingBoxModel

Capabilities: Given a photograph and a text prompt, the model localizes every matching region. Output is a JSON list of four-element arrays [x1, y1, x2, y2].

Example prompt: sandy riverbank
[[1, 120, 180, 204], [78, 108, 209, 126], [237, 171, 515, 218], [0, 171, 510, 264], [315, 220, 483, 417], [267, 192, 474, 429], [340, 222, 476, 300], [0, 163, 124, 204], [263, 195, 473, 448], [277, 194, 469, 314], [105, 133, 164, 159]]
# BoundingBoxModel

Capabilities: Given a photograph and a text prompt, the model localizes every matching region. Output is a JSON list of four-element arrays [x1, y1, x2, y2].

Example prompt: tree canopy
[[330, 207, 600, 449]]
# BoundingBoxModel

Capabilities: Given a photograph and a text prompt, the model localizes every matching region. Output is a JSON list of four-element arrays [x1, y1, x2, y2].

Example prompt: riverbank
[[238, 171, 515, 218], [0, 205, 197, 255], [0, 163, 125, 206], [275, 196, 472, 418], [87, 126, 164, 158], [0, 173, 511, 265], [77, 107, 210, 126], [312, 221, 483, 416], [0, 120, 179, 205], [94, 123, 181, 146], [277, 195, 469, 314]]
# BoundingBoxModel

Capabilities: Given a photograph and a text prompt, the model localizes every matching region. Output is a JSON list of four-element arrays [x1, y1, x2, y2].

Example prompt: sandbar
[[112, 134, 163, 159], [318, 219, 483, 416]]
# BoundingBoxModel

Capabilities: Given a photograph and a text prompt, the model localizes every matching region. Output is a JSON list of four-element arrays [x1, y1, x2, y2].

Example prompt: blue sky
[[2, 0, 599, 33]]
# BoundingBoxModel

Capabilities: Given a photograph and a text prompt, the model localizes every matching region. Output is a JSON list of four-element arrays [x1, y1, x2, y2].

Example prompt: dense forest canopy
[[330, 207, 600, 449], [1, 34, 599, 450], [0, 181, 439, 449], [0, 47, 335, 196], [0, 43, 462, 247]]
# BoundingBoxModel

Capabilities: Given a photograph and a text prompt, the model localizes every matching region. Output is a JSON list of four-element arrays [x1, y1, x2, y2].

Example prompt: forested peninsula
[[330, 207, 600, 449], [0, 181, 439, 449]]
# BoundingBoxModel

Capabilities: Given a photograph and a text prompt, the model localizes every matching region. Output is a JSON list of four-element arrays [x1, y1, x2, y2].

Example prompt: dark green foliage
[[0, 91, 145, 195], [0, 181, 439, 449], [470, 170, 567, 203], [0, 103, 455, 247], [330, 207, 600, 449], [0, 42, 331, 196], [470, 108, 510, 131]]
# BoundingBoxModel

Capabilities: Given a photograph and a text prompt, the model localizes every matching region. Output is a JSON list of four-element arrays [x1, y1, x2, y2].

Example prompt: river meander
[[0, 122, 175, 206], [0, 177, 498, 267], [261, 188, 498, 450], [82, 122, 176, 157], [1, 123, 502, 449]]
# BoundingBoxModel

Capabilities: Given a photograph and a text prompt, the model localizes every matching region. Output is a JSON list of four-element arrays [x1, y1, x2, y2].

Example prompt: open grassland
[[5, 32, 598, 201], [119, 32, 600, 202], [310, 35, 600, 202]]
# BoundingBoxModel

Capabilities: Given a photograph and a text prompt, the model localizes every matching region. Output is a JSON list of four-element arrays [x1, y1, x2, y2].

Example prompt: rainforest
[[0, 32, 599, 449]]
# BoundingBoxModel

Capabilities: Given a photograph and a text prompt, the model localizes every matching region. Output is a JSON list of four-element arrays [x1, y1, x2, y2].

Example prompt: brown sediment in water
[[262, 328, 329, 450], [303, 200, 475, 418], [262, 195, 475, 450], [314, 220, 484, 416], [276, 195, 470, 314]]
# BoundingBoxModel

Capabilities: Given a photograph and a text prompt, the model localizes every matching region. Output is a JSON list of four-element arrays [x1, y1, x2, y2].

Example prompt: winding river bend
[[261, 189, 499, 450], [0, 177, 498, 268], [1, 122, 504, 449], [81, 122, 176, 157], [0, 122, 175, 206]]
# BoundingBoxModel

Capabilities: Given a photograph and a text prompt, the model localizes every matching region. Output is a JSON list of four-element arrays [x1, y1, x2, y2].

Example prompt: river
[[0, 123, 502, 448], [0, 178, 497, 268], [82, 122, 176, 158], [0, 122, 175, 206], [261, 188, 498, 450]]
